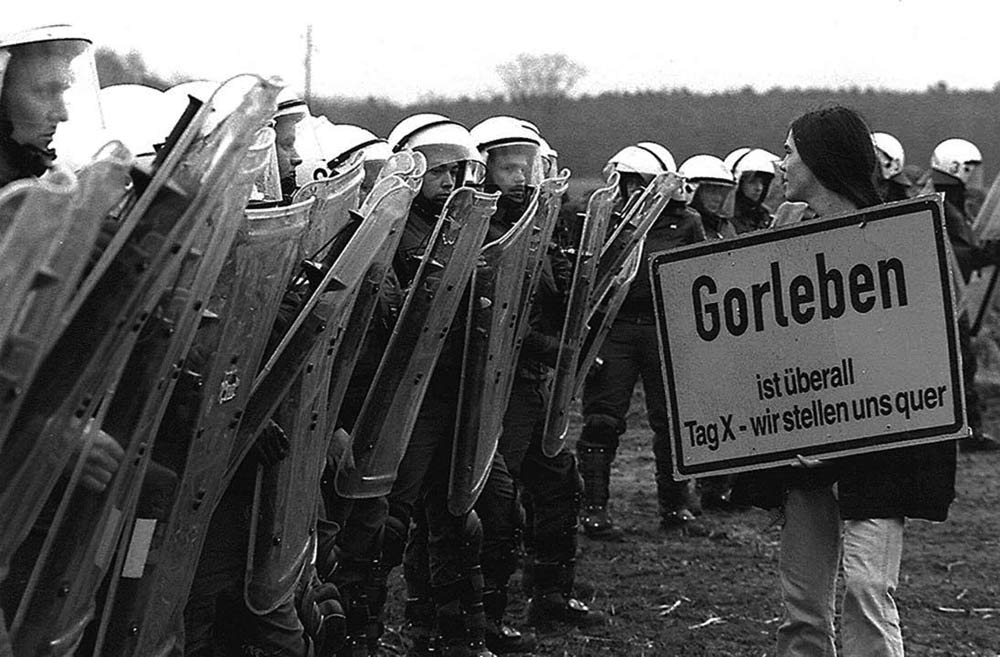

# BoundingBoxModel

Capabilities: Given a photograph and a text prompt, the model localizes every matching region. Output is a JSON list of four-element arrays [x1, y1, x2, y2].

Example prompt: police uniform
[[577, 200, 705, 533], [354, 193, 491, 657], [933, 168, 1000, 448], [731, 178, 773, 234], [475, 195, 605, 644]]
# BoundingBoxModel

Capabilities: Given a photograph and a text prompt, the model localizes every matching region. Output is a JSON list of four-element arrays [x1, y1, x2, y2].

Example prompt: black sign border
[[650, 196, 964, 477]]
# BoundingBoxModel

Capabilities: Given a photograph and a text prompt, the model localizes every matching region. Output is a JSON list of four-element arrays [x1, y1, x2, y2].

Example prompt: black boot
[[365, 560, 389, 654], [576, 443, 622, 540], [404, 596, 437, 657], [460, 567, 498, 657], [482, 586, 537, 654], [526, 562, 607, 629], [432, 582, 496, 657], [332, 559, 380, 657]]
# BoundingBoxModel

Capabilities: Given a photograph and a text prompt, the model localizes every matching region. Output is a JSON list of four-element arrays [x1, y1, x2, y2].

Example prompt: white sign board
[[651, 197, 966, 479]]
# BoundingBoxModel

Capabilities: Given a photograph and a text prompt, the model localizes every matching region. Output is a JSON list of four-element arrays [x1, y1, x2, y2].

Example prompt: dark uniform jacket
[[731, 191, 772, 234], [488, 191, 570, 379], [618, 201, 705, 320]]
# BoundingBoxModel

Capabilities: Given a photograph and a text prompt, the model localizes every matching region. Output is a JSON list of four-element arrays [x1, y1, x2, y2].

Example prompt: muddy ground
[[382, 381, 1000, 656]]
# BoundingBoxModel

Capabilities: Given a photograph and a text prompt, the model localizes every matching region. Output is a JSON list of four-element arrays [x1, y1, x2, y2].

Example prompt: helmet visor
[[484, 142, 542, 198], [1, 38, 103, 167], [415, 142, 485, 186]]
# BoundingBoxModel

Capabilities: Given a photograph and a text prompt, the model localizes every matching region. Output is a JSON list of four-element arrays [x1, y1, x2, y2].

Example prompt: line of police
[[1, 23, 997, 657]]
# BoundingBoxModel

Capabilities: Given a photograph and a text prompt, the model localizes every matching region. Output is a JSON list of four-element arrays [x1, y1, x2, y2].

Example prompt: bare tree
[[497, 53, 587, 102]]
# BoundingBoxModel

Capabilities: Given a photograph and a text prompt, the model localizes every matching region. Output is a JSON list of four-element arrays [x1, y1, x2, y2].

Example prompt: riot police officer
[[725, 147, 778, 233], [930, 138, 1000, 451], [577, 142, 706, 539], [872, 132, 914, 202], [0, 24, 101, 187], [679, 154, 737, 240], [0, 27, 122, 653], [181, 91, 349, 657], [469, 117, 606, 648], [334, 114, 494, 657], [274, 94, 307, 200]]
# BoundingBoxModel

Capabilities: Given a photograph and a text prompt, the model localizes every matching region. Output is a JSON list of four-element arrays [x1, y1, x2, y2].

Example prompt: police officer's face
[[739, 173, 766, 202], [274, 116, 303, 184], [420, 162, 459, 204], [875, 149, 895, 180], [488, 151, 531, 203], [697, 183, 730, 215], [779, 129, 820, 204], [1, 54, 74, 151]]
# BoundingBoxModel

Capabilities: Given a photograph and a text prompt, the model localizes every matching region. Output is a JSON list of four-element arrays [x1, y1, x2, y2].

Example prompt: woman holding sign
[[739, 106, 958, 657]]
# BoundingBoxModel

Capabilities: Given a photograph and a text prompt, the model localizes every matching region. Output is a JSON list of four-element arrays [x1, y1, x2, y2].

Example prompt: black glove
[[251, 419, 291, 466]]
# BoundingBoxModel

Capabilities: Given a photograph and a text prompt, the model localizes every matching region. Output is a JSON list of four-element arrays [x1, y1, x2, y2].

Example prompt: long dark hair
[[790, 106, 883, 209]]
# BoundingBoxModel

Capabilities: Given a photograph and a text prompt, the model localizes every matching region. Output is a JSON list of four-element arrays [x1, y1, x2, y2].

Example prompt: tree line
[[312, 86, 1000, 183], [94, 48, 1000, 183]]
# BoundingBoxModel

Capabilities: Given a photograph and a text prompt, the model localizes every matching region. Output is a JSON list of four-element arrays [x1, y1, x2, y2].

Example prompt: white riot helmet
[[388, 113, 485, 187], [727, 148, 777, 206], [99, 84, 173, 163], [290, 114, 330, 186], [163, 78, 263, 135], [871, 132, 905, 180], [275, 87, 308, 120], [0, 24, 103, 173], [536, 135, 558, 177], [316, 120, 391, 195], [470, 115, 543, 198], [520, 119, 559, 177], [270, 90, 309, 196], [606, 142, 677, 180], [679, 154, 735, 185], [723, 147, 751, 174], [931, 138, 982, 185], [679, 154, 735, 208], [730, 148, 778, 178]]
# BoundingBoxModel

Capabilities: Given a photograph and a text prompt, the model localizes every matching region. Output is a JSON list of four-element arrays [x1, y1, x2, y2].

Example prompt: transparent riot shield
[[94, 195, 311, 657], [503, 171, 571, 400], [576, 245, 642, 394], [541, 173, 619, 458], [0, 169, 78, 349], [335, 188, 500, 499], [242, 156, 366, 616], [228, 153, 424, 488], [292, 150, 365, 256], [589, 172, 681, 318], [1, 76, 281, 656], [973, 172, 1000, 241], [0, 148, 132, 454], [323, 151, 425, 435], [448, 188, 541, 515], [9, 122, 275, 657]]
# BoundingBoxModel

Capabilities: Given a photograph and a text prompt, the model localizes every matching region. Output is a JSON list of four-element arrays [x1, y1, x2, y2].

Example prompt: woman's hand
[[792, 454, 824, 469]]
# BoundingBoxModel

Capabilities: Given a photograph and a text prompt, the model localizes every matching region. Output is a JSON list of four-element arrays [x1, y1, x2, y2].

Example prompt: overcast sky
[[7, 0, 999, 103]]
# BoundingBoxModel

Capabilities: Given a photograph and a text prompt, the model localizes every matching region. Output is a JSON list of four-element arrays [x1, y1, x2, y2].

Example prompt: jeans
[[777, 486, 904, 657]]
